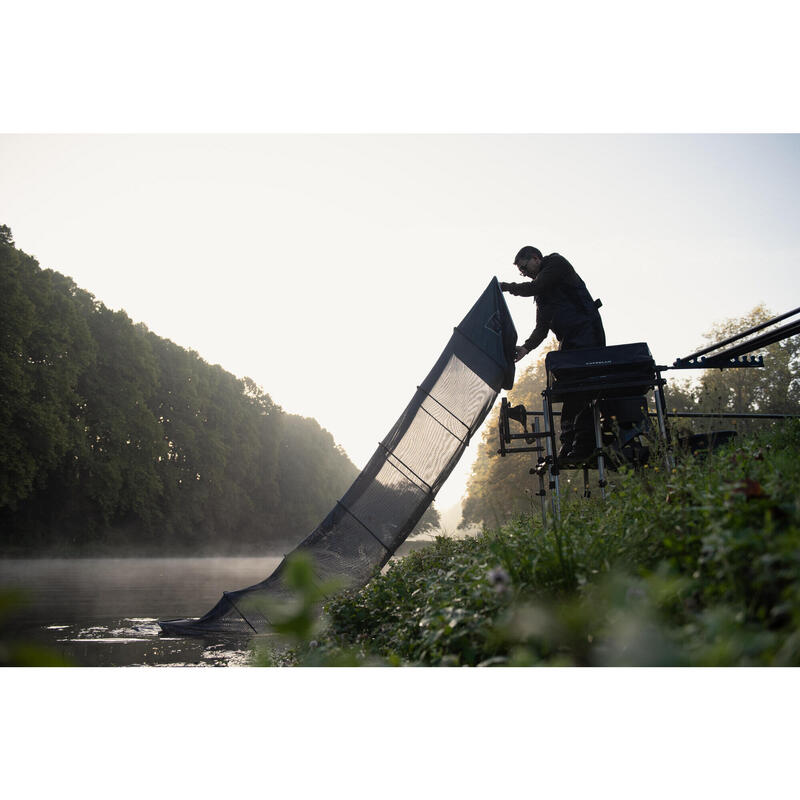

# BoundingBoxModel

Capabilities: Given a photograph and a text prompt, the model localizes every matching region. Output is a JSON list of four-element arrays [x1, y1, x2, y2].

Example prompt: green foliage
[[321, 537, 508, 665], [693, 305, 800, 416], [0, 244, 95, 512], [252, 553, 343, 646], [0, 590, 73, 666], [0, 226, 358, 554], [250, 553, 393, 666], [301, 422, 800, 666]]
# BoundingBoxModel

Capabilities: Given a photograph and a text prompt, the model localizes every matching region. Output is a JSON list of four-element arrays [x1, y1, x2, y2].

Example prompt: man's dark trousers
[[558, 320, 606, 453]]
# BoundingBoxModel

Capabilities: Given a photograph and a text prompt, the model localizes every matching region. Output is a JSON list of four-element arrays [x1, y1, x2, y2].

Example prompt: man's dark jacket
[[500, 252, 605, 351]]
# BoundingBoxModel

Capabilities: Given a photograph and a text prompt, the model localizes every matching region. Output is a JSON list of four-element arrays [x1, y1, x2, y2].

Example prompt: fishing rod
[[672, 305, 800, 369]]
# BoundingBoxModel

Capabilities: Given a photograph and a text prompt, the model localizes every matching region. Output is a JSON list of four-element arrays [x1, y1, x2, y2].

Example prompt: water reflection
[[0, 557, 282, 666], [39, 617, 255, 666]]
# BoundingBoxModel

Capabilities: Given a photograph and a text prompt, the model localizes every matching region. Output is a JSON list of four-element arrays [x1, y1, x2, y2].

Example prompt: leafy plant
[[292, 421, 800, 666]]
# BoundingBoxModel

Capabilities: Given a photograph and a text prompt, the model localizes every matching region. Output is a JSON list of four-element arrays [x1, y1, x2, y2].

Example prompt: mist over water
[[0, 557, 282, 666]]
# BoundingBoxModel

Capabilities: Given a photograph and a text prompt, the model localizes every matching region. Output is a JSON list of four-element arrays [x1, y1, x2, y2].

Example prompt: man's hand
[[514, 345, 528, 362], [499, 282, 511, 292]]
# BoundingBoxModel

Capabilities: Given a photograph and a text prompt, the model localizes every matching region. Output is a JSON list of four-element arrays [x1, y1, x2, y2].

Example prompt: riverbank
[[273, 421, 800, 666]]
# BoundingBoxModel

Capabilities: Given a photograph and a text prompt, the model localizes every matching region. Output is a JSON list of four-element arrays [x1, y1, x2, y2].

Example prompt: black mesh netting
[[159, 278, 517, 635]]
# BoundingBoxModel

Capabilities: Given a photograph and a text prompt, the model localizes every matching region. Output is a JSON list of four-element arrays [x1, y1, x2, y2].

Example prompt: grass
[[253, 421, 800, 667]]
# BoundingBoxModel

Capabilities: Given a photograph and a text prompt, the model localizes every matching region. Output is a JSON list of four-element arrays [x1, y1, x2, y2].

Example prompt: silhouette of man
[[500, 246, 605, 460]]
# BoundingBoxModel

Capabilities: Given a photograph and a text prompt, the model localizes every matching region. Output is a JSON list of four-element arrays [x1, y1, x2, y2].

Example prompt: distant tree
[[0, 243, 94, 517], [660, 376, 700, 440], [74, 305, 165, 537], [273, 413, 359, 547], [0, 233, 362, 556], [693, 304, 800, 415], [413, 503, 441, 534]]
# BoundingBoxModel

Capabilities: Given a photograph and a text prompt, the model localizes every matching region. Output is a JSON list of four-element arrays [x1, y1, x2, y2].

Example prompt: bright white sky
[[1, 134, 799, 508]]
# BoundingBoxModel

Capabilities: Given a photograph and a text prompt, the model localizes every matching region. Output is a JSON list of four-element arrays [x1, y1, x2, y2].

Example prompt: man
[[500, 246, 605, 461]]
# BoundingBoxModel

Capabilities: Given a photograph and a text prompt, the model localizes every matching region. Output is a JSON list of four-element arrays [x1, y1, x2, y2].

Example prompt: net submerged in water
[[159, 278, 517, 635]]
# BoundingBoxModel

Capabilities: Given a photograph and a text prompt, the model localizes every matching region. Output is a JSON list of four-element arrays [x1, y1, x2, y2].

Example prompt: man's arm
[[501, 255, 570, 298], [516, 307, 550, 361], [499, 280, 536, 297]]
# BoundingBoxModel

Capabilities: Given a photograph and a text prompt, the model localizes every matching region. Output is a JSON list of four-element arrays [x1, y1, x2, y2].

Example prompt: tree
[[273, 413, 359, 547], [71, 305, 165, 538], [0, 231, 367, 556], [413, 503, 441, 535], [0, 240, 94, 516], [693, 304, 800, 415]]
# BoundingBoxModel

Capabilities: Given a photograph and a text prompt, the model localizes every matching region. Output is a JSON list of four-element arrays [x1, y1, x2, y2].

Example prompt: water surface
[[0, 557, 283, 667]]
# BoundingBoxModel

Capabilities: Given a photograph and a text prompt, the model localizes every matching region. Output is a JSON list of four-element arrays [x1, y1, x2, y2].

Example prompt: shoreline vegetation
[[257, 421, 800, 667]]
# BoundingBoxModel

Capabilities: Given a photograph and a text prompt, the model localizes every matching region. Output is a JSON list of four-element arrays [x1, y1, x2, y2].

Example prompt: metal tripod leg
[[593, 400, 607, 500], [653, 378, 674, 470], [542, 392, 561, 521], [533, 416, 547, 530]]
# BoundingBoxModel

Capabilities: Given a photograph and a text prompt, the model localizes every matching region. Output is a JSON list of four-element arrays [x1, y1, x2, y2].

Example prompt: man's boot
[[567, 421, 597, 461], [566, 436, 596, 461], [557, 441, 573, 460], [557, 428, 574, 461]]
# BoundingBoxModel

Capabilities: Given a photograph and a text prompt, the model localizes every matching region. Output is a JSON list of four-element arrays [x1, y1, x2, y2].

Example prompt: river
[[0, 556, 284, 667]]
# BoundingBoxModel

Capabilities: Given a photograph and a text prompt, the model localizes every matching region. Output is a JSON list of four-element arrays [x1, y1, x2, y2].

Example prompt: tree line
[[462, 307, 800, 530], [1, 225, 366, 555]]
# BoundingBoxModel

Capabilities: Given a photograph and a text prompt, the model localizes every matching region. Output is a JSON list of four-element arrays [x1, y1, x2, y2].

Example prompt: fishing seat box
[[545, 342, 657, 402]]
